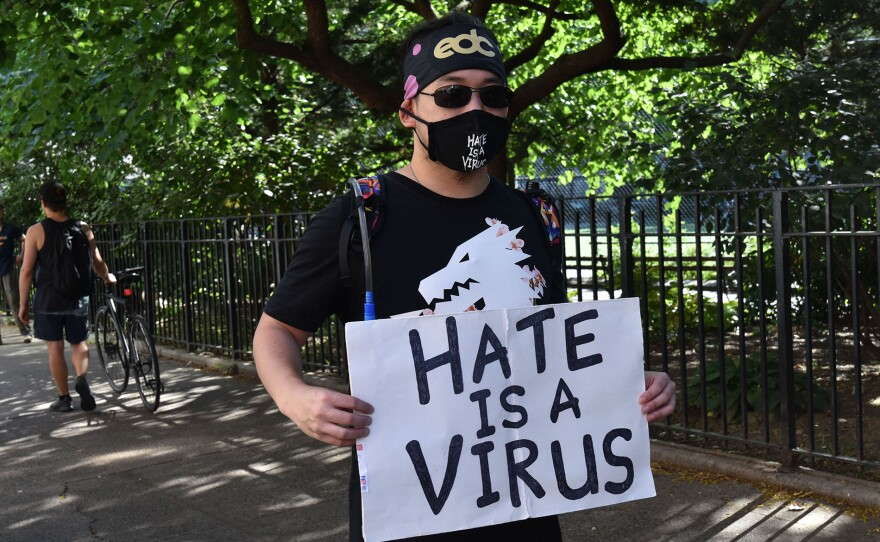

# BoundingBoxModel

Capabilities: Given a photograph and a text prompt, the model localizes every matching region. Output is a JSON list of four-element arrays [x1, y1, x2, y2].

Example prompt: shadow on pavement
[[1, 324, 878, 541]]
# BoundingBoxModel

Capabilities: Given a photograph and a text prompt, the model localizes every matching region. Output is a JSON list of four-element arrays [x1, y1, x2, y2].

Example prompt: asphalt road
[[1, 324, 879, 541]]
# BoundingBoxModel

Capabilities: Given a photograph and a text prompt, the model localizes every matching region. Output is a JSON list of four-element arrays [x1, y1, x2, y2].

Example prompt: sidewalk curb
[[156, 346, 259, 379], [651, 440, 880, 511], [156, 345, 350, 391]]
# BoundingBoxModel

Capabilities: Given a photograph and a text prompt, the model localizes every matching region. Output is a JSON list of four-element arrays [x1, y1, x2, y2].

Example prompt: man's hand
[[253, 314, 373, 447], [640, 371, 676, 422], [278, 383, 374, 447], [19, 306, 29, 327]]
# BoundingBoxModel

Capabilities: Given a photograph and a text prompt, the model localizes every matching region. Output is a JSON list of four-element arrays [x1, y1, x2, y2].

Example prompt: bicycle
[[94, 266, 162, 412]]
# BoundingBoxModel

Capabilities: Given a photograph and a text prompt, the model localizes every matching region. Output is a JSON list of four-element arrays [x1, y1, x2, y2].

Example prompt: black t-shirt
[[263, 172, 565, 541], [264, 172, 564, 329], [0, 222, 23, 277]]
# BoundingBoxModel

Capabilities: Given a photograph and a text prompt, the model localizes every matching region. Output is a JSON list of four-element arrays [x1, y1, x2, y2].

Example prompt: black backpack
[[338, 175, 563, 321], [42, 218, 93, 299]]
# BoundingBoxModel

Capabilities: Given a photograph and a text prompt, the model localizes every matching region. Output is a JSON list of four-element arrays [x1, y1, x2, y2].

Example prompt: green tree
[[634, 0, 880, 192], [231, 0, 794, 183], [4, 0, 866, 223]]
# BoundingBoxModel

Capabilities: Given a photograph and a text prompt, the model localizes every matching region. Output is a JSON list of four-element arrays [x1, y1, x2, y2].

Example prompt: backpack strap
[[521, 182, 561, 248], [338, 176, 384, 301], [517, 181, 565, 302]]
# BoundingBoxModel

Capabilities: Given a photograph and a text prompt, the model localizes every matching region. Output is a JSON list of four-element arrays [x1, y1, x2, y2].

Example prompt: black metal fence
[[90, 183, 880, 478]]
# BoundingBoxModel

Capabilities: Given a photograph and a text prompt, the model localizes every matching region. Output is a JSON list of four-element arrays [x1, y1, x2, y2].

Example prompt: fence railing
[[89, 183, 880, 478]]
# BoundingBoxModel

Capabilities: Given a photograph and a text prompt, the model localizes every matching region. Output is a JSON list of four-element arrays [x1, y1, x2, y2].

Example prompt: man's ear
[[399, 100, 417, 129]]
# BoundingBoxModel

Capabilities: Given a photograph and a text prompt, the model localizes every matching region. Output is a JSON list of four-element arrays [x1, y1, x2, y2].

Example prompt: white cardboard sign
[[346, 299, 655, 542]]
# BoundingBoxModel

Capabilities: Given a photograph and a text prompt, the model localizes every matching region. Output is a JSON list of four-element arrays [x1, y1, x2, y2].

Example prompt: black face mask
[[401, 108, 511, 172]]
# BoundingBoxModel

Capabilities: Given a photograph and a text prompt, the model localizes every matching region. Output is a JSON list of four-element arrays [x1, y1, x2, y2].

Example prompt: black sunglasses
[[419, 85, 514, 109]]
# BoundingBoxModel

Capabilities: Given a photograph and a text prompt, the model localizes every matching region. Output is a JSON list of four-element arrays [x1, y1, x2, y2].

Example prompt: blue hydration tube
[[347, 179, 375, 320]]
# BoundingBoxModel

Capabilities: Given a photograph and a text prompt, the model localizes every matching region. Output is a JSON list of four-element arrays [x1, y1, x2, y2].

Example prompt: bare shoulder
[[25, 222, 44, 239], [24, 223, 45, 250], [79, 221, 97, 240]]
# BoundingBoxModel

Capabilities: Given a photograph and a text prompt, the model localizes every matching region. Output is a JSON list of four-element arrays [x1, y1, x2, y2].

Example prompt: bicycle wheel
[[95, 306, 129, 393], [129, 315, 161, 412]]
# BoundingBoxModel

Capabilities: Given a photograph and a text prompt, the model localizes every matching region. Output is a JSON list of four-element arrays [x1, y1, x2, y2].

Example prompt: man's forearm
[[253, 319, 309, 406], [93, 260, 110, 281], [18, 270, 33, 307]]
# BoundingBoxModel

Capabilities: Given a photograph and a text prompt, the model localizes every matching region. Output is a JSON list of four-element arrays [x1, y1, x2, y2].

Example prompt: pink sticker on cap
[[412, 43, 422, 56], [403, 75, 419, 100]]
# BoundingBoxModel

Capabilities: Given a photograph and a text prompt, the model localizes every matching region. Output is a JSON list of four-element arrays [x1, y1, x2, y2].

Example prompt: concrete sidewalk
[[1, 325, 879, 541]]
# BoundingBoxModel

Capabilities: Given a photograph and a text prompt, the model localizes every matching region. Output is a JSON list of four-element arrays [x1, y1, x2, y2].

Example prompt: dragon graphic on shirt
[[417, 218, 546, 315]]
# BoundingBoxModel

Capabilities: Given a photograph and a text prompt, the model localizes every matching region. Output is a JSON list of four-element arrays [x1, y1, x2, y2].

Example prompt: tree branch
[[389, 0, 438, 19], [509, 0, 624, 119], [470, 1, 491, 20], [602, 54, 736, 71], [505, 0, 560, 73], [233, 0, 787, 119], [233, 0, 399, 112], [496, 0, 579, 21], [597, 0, 787, 71], [733, 0, 787, 58], [233, 0, 309, 62], [304, 0, 331, 51], [164, 0, 184, 25], [507, 0, 786, 119]]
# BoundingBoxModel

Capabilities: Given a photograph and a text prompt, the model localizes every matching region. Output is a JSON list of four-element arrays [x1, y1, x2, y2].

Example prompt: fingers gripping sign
[[639, 371, 677, 423]]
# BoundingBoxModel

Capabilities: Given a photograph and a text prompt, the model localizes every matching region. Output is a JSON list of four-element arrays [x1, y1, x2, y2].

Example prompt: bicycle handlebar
[[98, 266, 145, 292], [113, 266, 145, 282]]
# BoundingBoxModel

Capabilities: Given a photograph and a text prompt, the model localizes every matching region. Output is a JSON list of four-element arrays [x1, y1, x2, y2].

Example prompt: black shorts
[[34, 313, 89, 344]]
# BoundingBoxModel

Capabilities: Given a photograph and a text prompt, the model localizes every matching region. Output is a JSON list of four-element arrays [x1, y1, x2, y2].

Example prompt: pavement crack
[[69, 486, 105, 540]]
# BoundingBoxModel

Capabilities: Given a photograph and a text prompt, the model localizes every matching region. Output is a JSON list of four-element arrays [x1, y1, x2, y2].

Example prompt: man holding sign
[[254, 12, 675, 542]]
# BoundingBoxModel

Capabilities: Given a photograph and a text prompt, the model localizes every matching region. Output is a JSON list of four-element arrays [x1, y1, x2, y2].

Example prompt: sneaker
[[23, 334, 33, 344], [50, 395, 74, 412], [75, 376, 97, 412]]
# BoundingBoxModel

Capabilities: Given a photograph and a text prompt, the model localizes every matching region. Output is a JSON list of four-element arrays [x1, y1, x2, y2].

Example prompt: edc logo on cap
[[434, 29, 497, 59]]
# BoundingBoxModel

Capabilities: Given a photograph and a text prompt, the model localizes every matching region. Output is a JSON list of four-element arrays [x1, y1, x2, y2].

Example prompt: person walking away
[[19, 182, 115, 412], [253, 13, 676, 542], [0, 202, 33, 342]]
